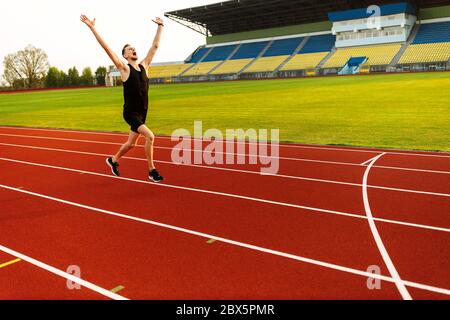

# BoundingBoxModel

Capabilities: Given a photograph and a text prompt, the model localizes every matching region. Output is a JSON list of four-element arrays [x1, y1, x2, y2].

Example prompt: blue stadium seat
[[186, 47, 210, 63], [300, 34, 335, 54], [203, 45, 238, 62], [263, 37, 304, 57], [231, 41, 270, 60], [413, 21, 450, 44]]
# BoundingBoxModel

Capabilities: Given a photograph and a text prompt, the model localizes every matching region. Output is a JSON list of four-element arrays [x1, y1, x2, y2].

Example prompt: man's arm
[[80, 15, 126, 71], [141, 17, 164, 69]]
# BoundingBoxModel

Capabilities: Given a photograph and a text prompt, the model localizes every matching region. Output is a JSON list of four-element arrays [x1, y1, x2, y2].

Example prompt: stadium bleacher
[[186, 47, 210, 64], [412, 21, 450, 44], [182, 61, 221, 76], [149, 64, 189, 78], [281, 52, 329, 71], [149, 1, 450, 81], [232, 41, 270, 60], [243, 37, 303, 73], [399, 42, 450, 64], [211, 59, 253, 74], [323, 43, 402, 68], [279, 34, 335, 71], [399, 21, 450, 64], [181, 44, 238, 76], [300, 34, 335, 54], [211, 41, 271, 75], [203, 45, 237, 62], [244, 56, 289, 73], [264, 37, 304, 57]]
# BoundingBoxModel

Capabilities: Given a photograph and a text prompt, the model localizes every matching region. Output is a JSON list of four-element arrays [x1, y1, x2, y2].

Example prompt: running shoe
[[106, 157, 120, 176], [149, 169, 164, 183]]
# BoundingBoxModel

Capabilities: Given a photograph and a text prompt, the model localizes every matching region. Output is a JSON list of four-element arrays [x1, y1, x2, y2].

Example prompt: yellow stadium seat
[[148, 64, 191, 78], [398, 42, 450, 64], [359, 63, 370, 74], [281, 52, 329, 71], [183, 61, 222, 76], [211, 59, 253, 75], [323, 44, 402, 68], [243, 56, 289, 73]]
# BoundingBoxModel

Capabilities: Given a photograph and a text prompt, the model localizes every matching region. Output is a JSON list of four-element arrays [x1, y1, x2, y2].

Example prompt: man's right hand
[[80, 15, 96, 29]]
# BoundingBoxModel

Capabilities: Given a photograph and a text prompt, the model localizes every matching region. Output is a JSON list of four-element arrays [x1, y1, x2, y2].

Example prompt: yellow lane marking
[[0, 258, 21, 269], [110, 285, 125, 293]]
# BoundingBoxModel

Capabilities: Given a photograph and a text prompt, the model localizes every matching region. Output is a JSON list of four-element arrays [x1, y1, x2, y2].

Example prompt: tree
[[2, 45, 49, 89], [67, 67, 80, 87], [45, 67, 61, 88], [59, 70, 69, 87], [95, 66, 107, 86], [80, 67, 94, 86], [12, 79, 27, 90]]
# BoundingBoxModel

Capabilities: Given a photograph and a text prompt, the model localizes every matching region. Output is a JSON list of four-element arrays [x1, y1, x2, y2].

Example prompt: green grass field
[[0, 72, 449, 151]]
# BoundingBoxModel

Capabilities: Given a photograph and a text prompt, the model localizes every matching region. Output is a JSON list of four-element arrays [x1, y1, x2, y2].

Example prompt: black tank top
[[123, 64, 149, 113]]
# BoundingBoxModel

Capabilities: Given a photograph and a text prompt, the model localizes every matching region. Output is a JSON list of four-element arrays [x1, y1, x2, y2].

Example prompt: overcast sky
[[0, 0, 221, 78]]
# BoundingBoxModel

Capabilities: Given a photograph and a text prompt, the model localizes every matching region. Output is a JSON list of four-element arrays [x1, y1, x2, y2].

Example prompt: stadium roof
[[165, 0, 450, 36]]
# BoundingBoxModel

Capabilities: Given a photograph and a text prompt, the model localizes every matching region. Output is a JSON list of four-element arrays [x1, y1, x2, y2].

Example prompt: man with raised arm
[[80, 14, 164, 182]]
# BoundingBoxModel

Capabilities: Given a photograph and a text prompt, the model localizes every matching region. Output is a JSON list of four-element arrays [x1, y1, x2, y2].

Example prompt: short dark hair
[[122, 44, 131, 58]]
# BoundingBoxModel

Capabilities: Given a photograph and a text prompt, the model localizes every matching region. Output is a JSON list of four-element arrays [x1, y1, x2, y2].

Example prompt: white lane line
[[0, 132, 308, 163], [362, 154, 384, 166], [362, 153, 412, 300], [0, 244, 128, 300], [0, 126, 129, 137], [1, 133, 449, 175], [368, 185, 449, 198], [1, 142, 448, 198], [0, 156, 448, 234], [1, 126, 449, 158], [0, 183, 448, 297], [373, 165, 449, 175], [0, 141, 362, 187]]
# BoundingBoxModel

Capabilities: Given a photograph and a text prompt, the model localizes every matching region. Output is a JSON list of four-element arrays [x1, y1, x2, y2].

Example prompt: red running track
[[0, 126, 449, 300]]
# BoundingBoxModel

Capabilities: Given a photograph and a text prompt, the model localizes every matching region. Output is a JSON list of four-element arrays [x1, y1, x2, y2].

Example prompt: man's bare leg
[[106, 130, 141, 177], [137, 125, 156, 170], [138, 124, 163, 182], [138, 124, 163, 181], [112, 131, 140, 163]]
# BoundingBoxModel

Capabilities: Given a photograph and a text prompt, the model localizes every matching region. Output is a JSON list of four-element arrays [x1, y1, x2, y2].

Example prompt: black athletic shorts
[[123, 111, 147, 133]]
